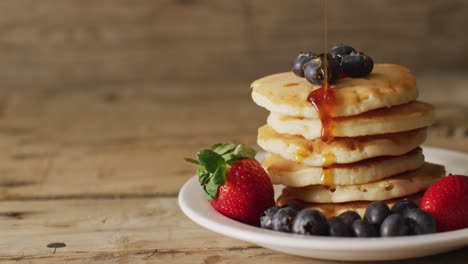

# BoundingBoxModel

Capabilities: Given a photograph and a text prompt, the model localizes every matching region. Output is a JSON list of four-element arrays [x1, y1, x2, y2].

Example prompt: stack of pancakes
[[251, 64, 445, 217]]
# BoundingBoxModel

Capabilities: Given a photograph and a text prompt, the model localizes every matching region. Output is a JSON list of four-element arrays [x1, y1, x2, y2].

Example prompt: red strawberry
[[186, 143, 275, 226], [420, 175, 468, 232], [212, 159, 275, 226]]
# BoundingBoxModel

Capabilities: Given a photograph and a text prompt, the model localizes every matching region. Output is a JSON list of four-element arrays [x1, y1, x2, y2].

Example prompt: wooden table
[[0, 74, 466, 263], [0, 0, 467, 263]]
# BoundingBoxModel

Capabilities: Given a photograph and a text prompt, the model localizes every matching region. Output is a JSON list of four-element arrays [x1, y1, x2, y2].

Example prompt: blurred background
[[1, 1, 466, 82], [0, 0, 466, 197], [1, 0, 467, 84], [0, 1, 467, 261]]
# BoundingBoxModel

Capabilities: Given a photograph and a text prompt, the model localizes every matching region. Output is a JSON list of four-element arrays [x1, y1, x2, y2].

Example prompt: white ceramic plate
[[178, 146, 468, 261]]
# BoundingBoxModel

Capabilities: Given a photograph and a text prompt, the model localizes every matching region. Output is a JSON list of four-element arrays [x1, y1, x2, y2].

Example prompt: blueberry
[[291, 52, 317, 77], [272, 207, 297, 233], [380, 214, 410, 237], [281, 203, 302, 212], [304, 53, 340, 85], [341, 52, 374, 77], [338, 210, 361, 228], [352, 219, 378, 237], [390, 198, 418, 215], [327, 217, 352, 237], [291, 209, 329, 236], [260, 206, 280, 230], [364, 201, 390, 226], [404, 208, 437, 235], [329, 45, 357, 64], [304, 58, 324, 85]]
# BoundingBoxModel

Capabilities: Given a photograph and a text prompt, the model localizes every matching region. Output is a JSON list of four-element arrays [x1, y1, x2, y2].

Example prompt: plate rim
[[178, 146, 468, 252]]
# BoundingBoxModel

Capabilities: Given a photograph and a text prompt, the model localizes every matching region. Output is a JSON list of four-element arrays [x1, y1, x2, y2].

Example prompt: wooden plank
[[0, 0, 466, 89], [4, 247, 468, 264], [0, 1, 464, 263], [0, 82, 264, 198], [0, 198, 250, 256], [0, 197, 466, 263]]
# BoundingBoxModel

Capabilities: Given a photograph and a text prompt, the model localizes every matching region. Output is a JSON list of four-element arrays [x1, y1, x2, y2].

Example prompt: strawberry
[[186, 143, 275, 226], [420, 175, 468, 232]]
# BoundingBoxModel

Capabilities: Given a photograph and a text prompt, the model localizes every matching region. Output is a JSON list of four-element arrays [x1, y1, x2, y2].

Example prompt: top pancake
[[251, 64, 417, 118]]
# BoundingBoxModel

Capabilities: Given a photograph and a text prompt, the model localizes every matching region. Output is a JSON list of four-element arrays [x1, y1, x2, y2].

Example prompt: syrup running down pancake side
[[307, 86, 336, 143], [307, 71, 337, 183]]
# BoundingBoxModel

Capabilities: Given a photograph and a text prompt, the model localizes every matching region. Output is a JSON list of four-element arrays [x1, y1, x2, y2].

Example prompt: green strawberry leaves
[[211, 143, 236, 155], [203, 180, 219, 200], [222, 144, 257, 165], [186, 143, 256, 200], [212, 165, 227, 185], [197, 149, 224, 173]]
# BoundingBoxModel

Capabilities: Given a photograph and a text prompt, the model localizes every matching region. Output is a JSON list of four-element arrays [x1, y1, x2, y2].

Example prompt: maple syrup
[[294, 147, 308, 163], [321, 152, 336, 186], [307, 87, 336, 142], [307, 0, 336, 143], [321, 168, 334, 186], [323, 151, 336, 166], [310, 0, 336, 187], [322, 0, 329, 89]]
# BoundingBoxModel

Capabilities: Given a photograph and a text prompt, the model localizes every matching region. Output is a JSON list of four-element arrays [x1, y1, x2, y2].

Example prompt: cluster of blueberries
[[291, 45, 374, 85], [260, 199, 437, 237]]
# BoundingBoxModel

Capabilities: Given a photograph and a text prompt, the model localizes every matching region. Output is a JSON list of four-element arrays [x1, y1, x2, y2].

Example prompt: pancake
[[257, 125, 427, 166], [251, 64, 417, 118], [280, 162, 445, 203], [263, 148, 424, 187], [267, 101, 434, 140], [276, 192, 424, 218]]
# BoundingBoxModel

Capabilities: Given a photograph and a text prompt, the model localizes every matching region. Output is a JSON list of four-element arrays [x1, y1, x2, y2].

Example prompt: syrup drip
[[306, 0, 336, 143], [321, 168, 334, 186], [294, 147, 308, 163], [323, 152, 336, 166], [307, 86, 336, 142], [321, 153, 336, 186], [322, 0, 329, 88]]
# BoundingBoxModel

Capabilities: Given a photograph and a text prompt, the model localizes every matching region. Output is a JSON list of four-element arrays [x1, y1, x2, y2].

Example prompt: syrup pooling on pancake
[[294, 147, 309, 163], [263, 148, 424, 187], [251, 64, 418, 118], [321, 168, 334, 186], [321, 152, 336, 186], [306, 50, 337, 142], [307, 85, 336, 142], [257, 125, 427, 166], [323, 152, 336, 166]]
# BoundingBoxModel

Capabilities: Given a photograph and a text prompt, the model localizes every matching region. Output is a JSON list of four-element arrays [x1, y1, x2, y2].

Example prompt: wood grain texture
[[0, 198, 466, 263], [0, 0, 466, 88], [0, 79, 465, 262], [4, 246, 468, 264], [0, 83, 261, 198], [0, 0, 466, 263], [0, 198, 249, 256]]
